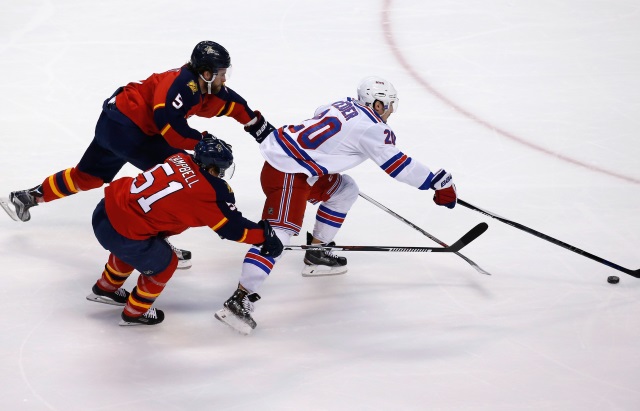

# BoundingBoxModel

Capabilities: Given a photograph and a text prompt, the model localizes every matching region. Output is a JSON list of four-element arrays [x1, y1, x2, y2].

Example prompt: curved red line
[[381, 0, 640, 185]]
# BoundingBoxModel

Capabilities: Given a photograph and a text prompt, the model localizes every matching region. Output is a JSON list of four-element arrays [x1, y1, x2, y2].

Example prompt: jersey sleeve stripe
[[381, 153, 412, 177], [153, 103, 165, 110], [237, 228, 248, 243], [211, 217, 229, 231], [160, 124, 172, 136], [214, 104, 227, 116], [223, 102, 236, 116]]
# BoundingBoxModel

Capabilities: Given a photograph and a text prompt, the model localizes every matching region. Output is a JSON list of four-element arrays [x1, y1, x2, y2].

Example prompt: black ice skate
[[302, 233, 348, 277], [86, 283, 130, 306], [1, 185, 43, 222], [119, 307, 165, 326], [214, 288, 261, 335], [165, 238, 192, 269]]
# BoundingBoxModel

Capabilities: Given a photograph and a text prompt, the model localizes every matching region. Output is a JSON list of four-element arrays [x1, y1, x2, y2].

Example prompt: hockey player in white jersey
[[215, 76, 457, 334]]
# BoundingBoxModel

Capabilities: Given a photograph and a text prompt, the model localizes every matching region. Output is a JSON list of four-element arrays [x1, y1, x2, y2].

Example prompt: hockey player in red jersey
[[3, 40, 276, 268], [214, 76, 457, 334], [86, 137, 283, 326]]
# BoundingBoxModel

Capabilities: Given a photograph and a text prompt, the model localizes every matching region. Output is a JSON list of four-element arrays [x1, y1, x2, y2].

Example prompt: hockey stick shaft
[[358, 192, 491, 275], [285, 222, 488, 253], [457, 199, 640, 278]]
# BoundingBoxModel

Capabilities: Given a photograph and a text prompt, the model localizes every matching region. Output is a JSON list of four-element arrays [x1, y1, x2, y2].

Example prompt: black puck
[[607, 276, 620, 284]]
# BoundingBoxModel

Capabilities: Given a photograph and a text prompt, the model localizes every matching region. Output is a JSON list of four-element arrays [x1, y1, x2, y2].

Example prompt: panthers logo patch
[[187, 80, 198, 94]]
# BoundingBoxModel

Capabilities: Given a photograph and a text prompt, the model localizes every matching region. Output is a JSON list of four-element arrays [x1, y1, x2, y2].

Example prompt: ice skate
[[119, 307, 165, 326], [302, 233, 348, 277], [165, 238, 192, 269], [215, 288, 261, 335], [1, 185, 42, 222], [86, 284, 130, 306]]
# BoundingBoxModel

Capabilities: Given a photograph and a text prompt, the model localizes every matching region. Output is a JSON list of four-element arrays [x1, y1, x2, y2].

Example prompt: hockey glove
[[201, 132, 233, 151], [258, 220, 284, 258], [430, 169, 457, 209], [244, 111, 275, 143], [201, 131, 216, 141]]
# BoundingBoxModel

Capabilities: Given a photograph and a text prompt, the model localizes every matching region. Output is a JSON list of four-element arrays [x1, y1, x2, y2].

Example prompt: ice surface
[[1, 1, 639, 410]]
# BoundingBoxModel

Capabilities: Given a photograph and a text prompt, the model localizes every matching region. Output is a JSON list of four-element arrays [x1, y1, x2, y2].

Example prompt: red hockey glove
[[244, 111, 275, 143], [430, 169, 457, 209]]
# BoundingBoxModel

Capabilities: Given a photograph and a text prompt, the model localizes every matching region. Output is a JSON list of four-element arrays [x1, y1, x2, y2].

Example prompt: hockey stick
[[457, 199, 640, 278], [358, 192, 491, 275], [285, 222, 488, 253]]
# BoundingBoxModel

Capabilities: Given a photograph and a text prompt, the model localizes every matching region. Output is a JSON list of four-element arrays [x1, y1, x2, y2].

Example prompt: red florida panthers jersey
[[115, 65, 256, 150], [104, 153, 265, 245]]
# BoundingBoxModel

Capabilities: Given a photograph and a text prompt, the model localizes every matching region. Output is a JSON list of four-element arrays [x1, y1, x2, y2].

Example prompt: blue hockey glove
[[244, 111, 275, 143], [258, 220, 283, 257]]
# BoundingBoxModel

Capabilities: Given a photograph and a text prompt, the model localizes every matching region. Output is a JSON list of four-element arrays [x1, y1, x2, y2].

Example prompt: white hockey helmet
[[356, 76, 399, 112]]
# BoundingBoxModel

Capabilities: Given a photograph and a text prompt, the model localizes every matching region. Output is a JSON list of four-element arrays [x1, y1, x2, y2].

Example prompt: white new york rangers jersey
[[259, 97, 436, 190]]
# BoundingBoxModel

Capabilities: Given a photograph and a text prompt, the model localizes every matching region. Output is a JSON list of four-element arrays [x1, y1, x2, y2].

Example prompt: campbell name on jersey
[[104, 153, 264, 244]]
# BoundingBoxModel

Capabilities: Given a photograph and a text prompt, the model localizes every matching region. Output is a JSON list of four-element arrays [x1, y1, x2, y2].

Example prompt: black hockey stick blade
[[284, 222, 488, 253], [358, 192, 491, 275], [446, 222, 488, 252], [458, 199, 640, 278]]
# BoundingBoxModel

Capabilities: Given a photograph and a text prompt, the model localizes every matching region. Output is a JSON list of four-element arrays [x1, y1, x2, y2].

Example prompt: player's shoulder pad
[[201, 171, 236, 202], [170, 68, 201, 102]]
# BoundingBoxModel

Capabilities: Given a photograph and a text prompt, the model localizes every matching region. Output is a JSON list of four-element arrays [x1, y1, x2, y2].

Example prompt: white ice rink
[[1, 1, 639, 410]]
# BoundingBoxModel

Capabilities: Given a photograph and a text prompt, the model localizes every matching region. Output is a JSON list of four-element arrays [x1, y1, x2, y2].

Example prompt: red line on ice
[[381, 0, 640, 185]]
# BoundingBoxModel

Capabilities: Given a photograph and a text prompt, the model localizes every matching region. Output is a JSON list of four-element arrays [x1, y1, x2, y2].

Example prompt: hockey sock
[[123, 254, 178, 318], [41, 167, 104, 202], [312, 204, 347, 243], [97, 254, 134, 292], [240, 246, 275, 293]]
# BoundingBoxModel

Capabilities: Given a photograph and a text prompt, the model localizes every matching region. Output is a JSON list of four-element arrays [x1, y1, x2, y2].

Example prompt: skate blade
[[214, 308, 254, 335], [86, 293, 126, 306], [118, 319, 147, 326], [177, 259, 192, 269], [0, 197, 20, 221], [301, 264, 348, 277]]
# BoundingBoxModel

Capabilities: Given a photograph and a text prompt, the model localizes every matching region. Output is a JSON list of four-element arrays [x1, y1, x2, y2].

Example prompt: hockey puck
[[607, 276, 620, 284]]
